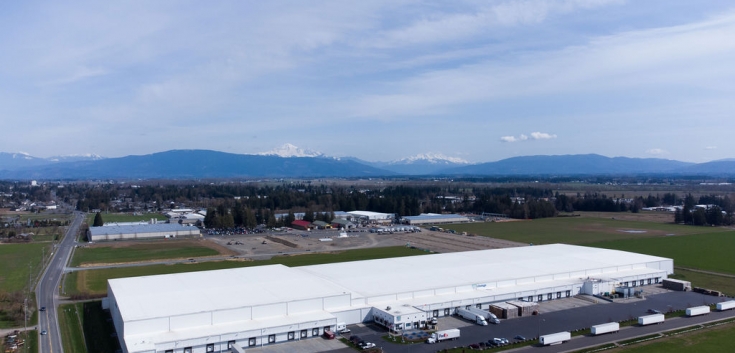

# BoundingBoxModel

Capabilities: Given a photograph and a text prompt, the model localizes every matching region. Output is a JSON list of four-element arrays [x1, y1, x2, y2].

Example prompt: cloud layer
[[0, 1, 734, 163]]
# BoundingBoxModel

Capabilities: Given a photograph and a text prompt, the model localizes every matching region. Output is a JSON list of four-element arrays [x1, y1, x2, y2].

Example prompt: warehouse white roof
[[347, 210, 393, 219], [90, 223, 193, 236], [297, 244, 671, 299], [110, 244, 670, 323], [109, 265, 351, 321]]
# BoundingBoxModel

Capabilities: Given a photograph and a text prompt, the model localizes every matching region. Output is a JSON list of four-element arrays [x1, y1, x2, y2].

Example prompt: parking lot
[[241, 288, 734, 353]]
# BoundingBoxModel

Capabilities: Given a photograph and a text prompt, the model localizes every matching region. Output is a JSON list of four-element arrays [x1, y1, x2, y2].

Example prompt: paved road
[[36, 211, 84, 353]]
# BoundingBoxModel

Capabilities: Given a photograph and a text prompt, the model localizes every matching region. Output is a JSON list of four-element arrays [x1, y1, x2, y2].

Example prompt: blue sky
[[1, 1, 734, 163]]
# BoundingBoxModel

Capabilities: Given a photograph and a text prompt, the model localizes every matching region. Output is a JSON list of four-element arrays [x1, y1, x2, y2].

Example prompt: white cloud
[[705, 146, 717, 150], [646, 148, 667, 155], [501, 132, 554, 142], [530, 132, 557, 140]]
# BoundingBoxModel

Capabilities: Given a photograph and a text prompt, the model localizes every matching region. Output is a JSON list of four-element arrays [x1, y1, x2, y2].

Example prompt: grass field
[[590, 231, 735, 275], [70, 241, 222, 267], [614, 320, 735, 352], [0, 243, 51, 292], [448, 216, 726, 245], [85, 212, 168, 225], [66, 246, 429, 296], [667, 269, 735, 296], [59, 303, 86, 353]]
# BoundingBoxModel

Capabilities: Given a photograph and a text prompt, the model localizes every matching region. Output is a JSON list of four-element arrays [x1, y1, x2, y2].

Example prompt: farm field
[[59, 301, 119, 353], [66, 246, 428, 296], [85, 212, 168, 225], [590, 231, 735, 275], [59, 303, 86, 353], [448, 215, 726, 245], [613, 320, 735, 353], [0, 243, 51, 292], [70, 240, 225, 267]]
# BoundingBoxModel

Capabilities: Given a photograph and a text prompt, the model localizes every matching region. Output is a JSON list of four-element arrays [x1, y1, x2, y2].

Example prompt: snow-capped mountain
[[389, 153, 470, 165], [257, 143, 325, 158], [47, 154, 105, 162], [0, 152, 105, 171]]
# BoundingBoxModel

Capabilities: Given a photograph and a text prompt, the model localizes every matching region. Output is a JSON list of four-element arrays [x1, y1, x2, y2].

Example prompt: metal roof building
[[401, 213, 470, 225], [107, 244, 673, 353], [89, 223, 200, 242]]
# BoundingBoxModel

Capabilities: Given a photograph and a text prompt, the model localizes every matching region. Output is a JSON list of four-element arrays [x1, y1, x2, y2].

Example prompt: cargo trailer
[[686, 306, 710, 317], [717, 301, 735, 311], [467, 307, 500, 324], [456, 308, 488, 325], [662, 278, 691, 291], [426, 328, 460, 344], [539, 332, 570, 346], [638, 314, 665, 326], [590, 322, 619, 335]]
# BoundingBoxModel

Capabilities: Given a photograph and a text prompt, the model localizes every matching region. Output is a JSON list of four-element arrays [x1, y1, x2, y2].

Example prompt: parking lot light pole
[[537, 318, 545, 338]]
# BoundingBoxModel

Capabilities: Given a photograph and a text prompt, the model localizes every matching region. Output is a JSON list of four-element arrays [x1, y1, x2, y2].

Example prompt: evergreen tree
[[93, 212, 104, 227]]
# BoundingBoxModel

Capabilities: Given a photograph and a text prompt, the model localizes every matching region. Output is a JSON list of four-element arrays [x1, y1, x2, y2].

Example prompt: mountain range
[[1, 146, 734, 179]]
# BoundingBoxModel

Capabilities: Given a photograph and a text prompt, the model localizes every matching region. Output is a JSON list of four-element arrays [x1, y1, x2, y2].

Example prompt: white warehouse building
[[106, 244, 673, 353]]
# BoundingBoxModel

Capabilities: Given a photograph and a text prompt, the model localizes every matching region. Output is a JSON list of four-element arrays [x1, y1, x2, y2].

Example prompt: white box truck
[[539, 331, 570, 346], [467, 307, 500, 324], [686, 306, 710, 317], [638, 313, 665, 326], [590, 322, 619, 335], [717, 300, 735, 311], [426, 329, 460, 344], [456, 308, 488, 326]]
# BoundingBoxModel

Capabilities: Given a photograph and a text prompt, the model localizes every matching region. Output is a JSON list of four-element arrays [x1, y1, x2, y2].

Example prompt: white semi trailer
[[539, 332, 570, 346], [638, 314, 665, 326], [426, 329, 460, 344], [467, 307, 500, 324], [590, 322, 619, 335], [456, 308, 488, 326], [717, 301, 735, 311], [686, 306, 710, 317]]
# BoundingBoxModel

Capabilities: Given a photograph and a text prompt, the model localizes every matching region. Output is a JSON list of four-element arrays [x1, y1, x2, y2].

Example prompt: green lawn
[[590, 231, 735, 275], [70, 242, 221, 267], [67, 246, 429, 296], [615, 320, 735, 352], [86, 212, 168, 225], [447, 216, 724, 245], [0, 243, 51, 292]]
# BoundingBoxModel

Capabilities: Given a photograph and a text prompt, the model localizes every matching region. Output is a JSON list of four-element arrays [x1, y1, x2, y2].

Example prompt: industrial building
[[401, 213, 470, 225], [345, 211, 394, 224], [106, 244, 673, 353], [88, 223, 201, 242]]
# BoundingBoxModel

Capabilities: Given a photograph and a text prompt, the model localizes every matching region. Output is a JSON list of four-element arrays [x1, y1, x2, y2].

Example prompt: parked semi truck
[[456, 308, 488, 325], [539, 332, 570, 346], [686, 306, 711, 317], [717, 300, 735, 311], [590, 322, 619, 335], [638, 313, 665, 326], [467, 307, 500, 324], [426, 329, 460, 344]]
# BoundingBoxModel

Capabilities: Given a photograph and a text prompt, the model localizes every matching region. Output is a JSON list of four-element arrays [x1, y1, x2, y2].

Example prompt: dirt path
[[676, 266, 735, 279]]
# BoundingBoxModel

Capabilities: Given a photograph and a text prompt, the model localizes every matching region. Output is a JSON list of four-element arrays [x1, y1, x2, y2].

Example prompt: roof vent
[[386, 306, 391, 310]]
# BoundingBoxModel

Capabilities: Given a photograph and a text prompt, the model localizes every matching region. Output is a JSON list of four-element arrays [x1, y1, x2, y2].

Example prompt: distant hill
[[345, 153, 471, 175], [676, 160, 735, 175], [0, 150, 394, 179], [440, 154, 696, 175], [0, 152, 104, 171]]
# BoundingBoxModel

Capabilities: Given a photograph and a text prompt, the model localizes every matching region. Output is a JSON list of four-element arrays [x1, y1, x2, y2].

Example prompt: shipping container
[[638, 314, 665, 326], [539, 331, 570, 346], [426, 329, 460, 344], [686, 306, 710, 317], [590, 322, 619, 335], [717, 301, 735, 311]]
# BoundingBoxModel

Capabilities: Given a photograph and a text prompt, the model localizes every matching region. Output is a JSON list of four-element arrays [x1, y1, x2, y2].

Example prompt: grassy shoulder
[[447, 216, 724, 245], [70, 240, 222, 267], [0, 243, 52, 291], [59, 301, 120, 353], [66, 246, 429, 296]]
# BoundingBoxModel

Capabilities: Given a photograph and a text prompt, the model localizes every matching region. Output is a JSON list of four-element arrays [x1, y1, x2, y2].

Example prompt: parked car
[[514, 335, 527, 341], [361, 342, 376, 349], [468, 343, 481, 349], [648, 309, 662, 314]]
